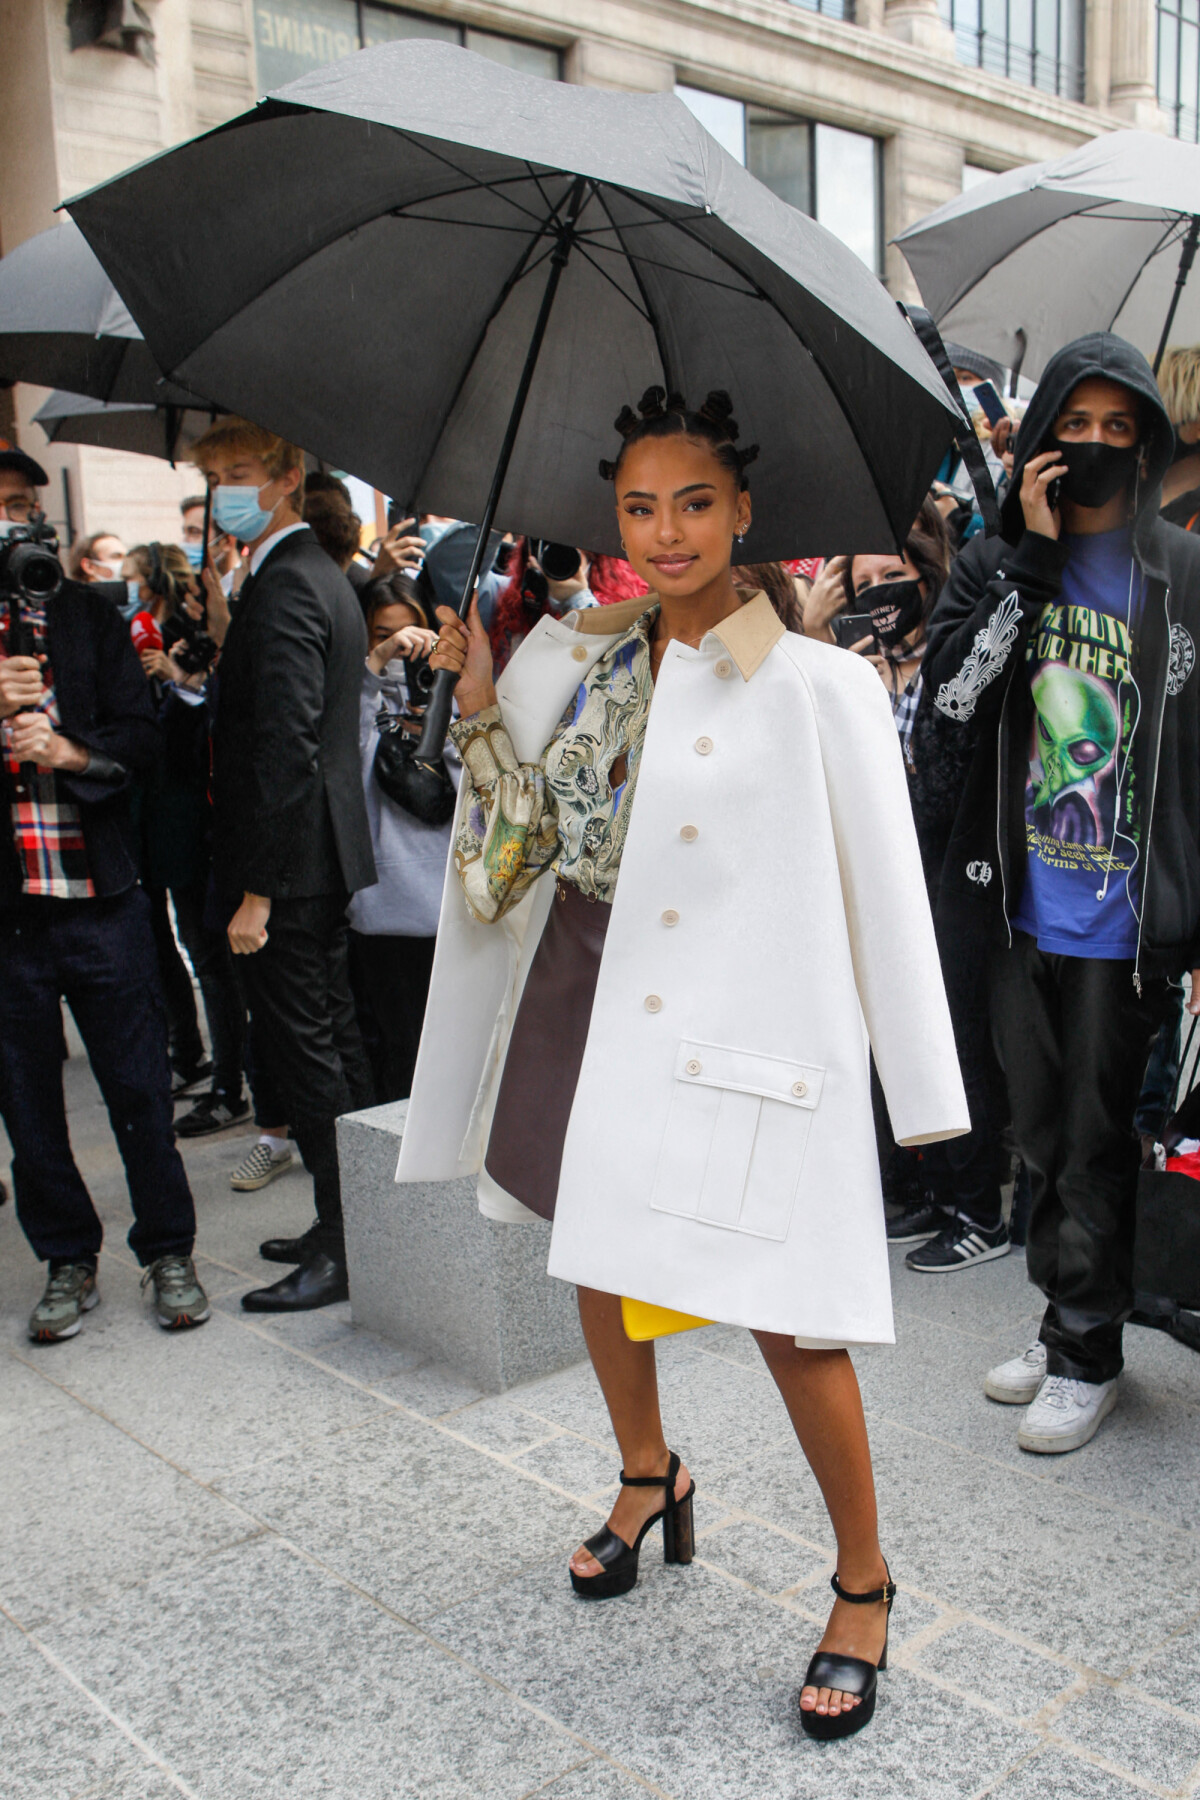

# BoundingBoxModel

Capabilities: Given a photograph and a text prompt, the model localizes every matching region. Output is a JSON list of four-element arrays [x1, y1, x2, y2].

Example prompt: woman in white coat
[[416, 388, 968, 1741]]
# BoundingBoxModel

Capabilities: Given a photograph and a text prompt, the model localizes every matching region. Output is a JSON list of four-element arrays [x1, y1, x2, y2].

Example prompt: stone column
[[1109, 0, 1165, 127], [883, 129, 963, 297], [883, 0, 956, 56]]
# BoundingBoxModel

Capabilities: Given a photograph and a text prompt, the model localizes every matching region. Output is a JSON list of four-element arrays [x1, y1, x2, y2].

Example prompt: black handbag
[[1133, 1014, 1200, 1311], [372, 709, 457, 827]]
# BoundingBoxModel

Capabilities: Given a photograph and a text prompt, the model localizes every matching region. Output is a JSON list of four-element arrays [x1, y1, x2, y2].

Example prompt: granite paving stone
[[0, 1617, 158, 1800], [511, 1432, 623, 1501], [1132, 1618, 1200, 1716], [39, 1535, 587, 1800], [520, 1760, 662, 1799], [1051, 1681, 1200, 1789], [984, 1745, 1159, 1798], [908, 1623, 1079, 1721], [692, 1518, 830, 1597]]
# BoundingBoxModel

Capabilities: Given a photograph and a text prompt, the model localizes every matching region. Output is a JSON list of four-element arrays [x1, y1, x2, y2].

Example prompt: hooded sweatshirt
[[921, 332, 1200, 981]]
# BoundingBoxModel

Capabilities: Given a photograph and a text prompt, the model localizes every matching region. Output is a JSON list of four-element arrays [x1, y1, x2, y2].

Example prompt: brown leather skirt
[[484, 878, 611, 1221]]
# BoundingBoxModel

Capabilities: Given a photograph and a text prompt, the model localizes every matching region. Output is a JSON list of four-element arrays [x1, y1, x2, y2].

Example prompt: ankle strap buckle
[[831, 1571, 896, 1606]]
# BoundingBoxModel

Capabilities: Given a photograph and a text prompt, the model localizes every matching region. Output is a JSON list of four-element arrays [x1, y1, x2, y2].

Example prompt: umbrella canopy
[[33, 388, 215, 460], [0, 219, 201, 404], [65, 38, 957, 561], [896, 131, 1200, 383]]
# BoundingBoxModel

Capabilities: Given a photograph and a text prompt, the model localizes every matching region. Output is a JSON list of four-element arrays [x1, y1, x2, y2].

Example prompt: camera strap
[[900, 304, 1001, 537]]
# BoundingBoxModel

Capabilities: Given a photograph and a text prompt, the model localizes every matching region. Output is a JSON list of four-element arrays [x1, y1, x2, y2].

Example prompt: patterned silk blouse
[[449, 606, 658, 922]]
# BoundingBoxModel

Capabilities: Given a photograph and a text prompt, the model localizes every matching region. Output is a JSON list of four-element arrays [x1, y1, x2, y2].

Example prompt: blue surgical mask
[[123, 579, 142, 620], [181, 539, 205, 571], [211, 483, 275, 541]]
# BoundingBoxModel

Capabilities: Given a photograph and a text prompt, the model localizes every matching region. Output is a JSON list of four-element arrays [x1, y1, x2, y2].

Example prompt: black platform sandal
[[569, 1450, 696, 1600], [798, 1563, 896, 1742]]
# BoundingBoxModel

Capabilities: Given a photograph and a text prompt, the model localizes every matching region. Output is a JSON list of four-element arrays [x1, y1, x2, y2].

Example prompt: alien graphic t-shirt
[[1011, 527, 1144, 959]]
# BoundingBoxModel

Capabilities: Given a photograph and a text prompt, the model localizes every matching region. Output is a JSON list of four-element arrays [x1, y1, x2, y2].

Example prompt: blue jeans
[[0, 886, 197, 1267]]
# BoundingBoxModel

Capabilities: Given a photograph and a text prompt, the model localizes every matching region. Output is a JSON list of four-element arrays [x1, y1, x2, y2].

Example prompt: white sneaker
[[984, 1340, 1047, 1404], [1017, 1375, 1118, 1454]]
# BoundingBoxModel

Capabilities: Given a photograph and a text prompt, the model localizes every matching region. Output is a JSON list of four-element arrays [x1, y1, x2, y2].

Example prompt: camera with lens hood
[[0, 515, 63, 611]]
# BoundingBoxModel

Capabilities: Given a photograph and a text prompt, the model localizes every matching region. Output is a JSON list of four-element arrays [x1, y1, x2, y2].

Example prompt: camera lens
[[534, 541, 581, 582], [6, 543, 62, 602]]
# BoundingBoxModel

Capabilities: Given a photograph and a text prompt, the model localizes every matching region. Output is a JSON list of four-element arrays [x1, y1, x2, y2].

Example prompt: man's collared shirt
[[248, 521, 309, 577], [0, 598, 94, 899]]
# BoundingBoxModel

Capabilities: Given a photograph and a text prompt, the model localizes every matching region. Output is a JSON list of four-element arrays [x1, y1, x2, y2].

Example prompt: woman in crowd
[[486, 537, 597, 671], [842, 499, 952, 770], [346, 572, 456, 1100], [406, 387, 967, 1741]]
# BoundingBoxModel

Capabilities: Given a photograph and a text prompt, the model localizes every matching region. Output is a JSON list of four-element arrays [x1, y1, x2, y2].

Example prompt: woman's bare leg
[[570, 1286, 692, 1579], [752, 1335, 890, 1720]]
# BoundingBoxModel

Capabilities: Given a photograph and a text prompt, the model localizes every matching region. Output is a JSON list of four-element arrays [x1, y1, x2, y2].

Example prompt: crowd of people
[[0, 329, 1197, 1473]]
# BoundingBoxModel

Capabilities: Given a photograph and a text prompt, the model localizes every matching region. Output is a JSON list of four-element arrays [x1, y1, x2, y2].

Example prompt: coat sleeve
[[922, 529, 1068, 730], [809, 649, 970, 1146]]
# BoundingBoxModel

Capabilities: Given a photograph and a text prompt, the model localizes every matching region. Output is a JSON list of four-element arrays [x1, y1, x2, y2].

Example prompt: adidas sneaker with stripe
[[905, 1220, 1010, 1273]]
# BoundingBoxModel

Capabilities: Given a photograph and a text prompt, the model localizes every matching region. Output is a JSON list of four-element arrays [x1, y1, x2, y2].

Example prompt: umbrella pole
[[412, 176, 587, 765], [1153, 214, 1200, 375]]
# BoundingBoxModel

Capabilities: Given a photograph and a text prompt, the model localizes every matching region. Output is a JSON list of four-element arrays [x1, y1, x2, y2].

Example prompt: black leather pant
[[991, 932, 1170, 1381]]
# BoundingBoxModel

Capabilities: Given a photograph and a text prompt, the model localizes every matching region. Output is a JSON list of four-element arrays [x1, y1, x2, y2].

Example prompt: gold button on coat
[[694, 736, 713, 755], [661, 909, 680, 926], [571, 645, 588, 662], [644, 994, 663, 1014], [792, 1080, 808, 1098], [685, 1058, 702, 1075], [680, 824, 699, 841], [714, 659, 733, 678]]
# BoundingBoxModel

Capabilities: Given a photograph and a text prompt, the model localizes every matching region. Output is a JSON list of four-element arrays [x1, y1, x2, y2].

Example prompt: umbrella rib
[[1105, 217, 1181, 334], [567, 240, 653, 324], [579, 237, 760, 297], [590, 184, 674, 384]]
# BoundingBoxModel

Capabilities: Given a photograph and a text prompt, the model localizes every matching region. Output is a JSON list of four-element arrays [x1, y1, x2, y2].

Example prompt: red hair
[[488, 541, 650, 672]]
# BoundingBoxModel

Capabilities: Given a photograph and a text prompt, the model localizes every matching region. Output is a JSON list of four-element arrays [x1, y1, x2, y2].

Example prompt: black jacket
[[0, 579, 160, 907], [922, 332, 1200, 981], [211, 527, 376, 901]]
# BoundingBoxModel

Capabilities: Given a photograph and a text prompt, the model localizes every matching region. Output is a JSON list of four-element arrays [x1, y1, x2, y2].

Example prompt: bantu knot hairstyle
[[598, 385, 760, 488]]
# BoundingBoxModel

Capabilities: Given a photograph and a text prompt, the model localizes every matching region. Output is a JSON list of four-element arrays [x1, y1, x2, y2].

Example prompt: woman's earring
[[735, 528, 746, 542]]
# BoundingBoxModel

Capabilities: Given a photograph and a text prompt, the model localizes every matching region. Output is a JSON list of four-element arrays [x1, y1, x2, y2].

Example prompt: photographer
[[346, 573, 454, 1101], [488, 537, 595, 673], [0, 451, 208, 1340]]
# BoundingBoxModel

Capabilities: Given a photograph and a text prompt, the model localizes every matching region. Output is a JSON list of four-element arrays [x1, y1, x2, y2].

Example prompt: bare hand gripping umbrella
[[896, 131, 1200, 383], [65, 38, 958, 818]]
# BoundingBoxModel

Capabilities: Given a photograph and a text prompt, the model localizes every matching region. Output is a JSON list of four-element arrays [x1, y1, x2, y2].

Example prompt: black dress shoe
[[259, 1223, 321, 1265], [241, 1253, 349, 1312]]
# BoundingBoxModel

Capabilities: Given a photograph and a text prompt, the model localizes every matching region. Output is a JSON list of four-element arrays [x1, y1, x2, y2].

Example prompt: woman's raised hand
[[803, 555, 850, 644], [431, 598, 496, 718]]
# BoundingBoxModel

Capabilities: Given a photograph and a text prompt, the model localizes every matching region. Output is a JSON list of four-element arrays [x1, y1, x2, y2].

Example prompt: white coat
[[397, 592, 969, 1344]]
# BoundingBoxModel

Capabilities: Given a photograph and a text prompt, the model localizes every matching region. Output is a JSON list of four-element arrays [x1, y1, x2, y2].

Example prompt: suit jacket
[[0, 580, 160, 907], [212, 527, 376, 901]]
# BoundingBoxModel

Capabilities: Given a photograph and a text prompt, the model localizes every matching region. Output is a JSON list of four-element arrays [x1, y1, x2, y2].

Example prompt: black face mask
[[1053, 439, 1140, 510], [857, 578, 925, 648]]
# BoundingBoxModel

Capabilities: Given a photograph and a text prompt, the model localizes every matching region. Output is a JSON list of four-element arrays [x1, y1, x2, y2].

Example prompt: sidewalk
[[3, 1052, 1200, 1800]]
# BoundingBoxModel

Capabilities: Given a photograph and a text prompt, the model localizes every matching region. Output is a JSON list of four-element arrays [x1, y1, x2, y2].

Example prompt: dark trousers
[[0, 887, 196, 1267], [347, 931, 436, 1102], [147, 884, 204, 1075], [238, 893, 373, 1261], [923, 919, 1007, 1230], [171, 879, 247, 1100], [991, 932, 1169, 1381]]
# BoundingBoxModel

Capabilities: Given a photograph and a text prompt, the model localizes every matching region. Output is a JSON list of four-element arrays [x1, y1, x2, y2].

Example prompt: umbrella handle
[[412, 175, 588, 765], [1153, 215, 1200, 376]]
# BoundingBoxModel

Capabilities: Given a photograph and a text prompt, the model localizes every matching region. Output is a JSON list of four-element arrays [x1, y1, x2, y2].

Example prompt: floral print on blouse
[[449, 607, 657, 922]]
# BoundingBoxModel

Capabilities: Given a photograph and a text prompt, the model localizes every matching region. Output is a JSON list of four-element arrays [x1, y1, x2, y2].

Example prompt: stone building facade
[[0, 0, 1180, 544]]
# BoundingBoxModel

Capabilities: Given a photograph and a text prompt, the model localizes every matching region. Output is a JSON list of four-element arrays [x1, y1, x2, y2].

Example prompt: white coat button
[[714, 659, 733, 678], [571, 645, 588, 662], [685, 1058, 702, 1075], [694, 736, 713, 756], [644, 994, 663, 1014], [791, 1080, 808, 1098], [661, 908, 680, 926], [680, 824, 699, 842]]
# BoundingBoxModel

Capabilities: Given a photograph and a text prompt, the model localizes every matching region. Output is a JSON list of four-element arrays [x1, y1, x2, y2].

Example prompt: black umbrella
[[0, 220, 201, 404], [66, 38, 958, 813], [33, 388, 215, 460]]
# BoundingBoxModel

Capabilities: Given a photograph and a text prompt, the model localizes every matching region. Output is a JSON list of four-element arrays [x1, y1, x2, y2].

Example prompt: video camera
[[0, 514, 63, 615], [520, 540, 583, 612]]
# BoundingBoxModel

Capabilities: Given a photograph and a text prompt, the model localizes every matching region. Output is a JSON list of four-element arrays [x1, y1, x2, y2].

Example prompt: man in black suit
[[0, 450, 209, 1341], [192, 421, 376, 1312]]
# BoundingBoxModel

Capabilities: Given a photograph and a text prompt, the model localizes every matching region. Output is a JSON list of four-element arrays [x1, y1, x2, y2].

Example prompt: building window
[[675, 87, 881, 273], [254, 2, 560, 92], [937, 0, 1085, 99], [791, 0, 854, 19], [1158, 0, 1200, 141]]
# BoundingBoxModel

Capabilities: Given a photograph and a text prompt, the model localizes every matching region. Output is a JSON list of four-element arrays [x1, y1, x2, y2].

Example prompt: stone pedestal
[[337, 1100, 586, 1394]]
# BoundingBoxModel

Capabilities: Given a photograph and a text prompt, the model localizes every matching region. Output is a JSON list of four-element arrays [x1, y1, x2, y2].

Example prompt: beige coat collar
[[570, 589, 783, 682]]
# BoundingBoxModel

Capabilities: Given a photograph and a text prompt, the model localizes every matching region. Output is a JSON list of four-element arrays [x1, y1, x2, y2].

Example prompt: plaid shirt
[[892, 669, 923, 772], [0, 599, 94, 898]]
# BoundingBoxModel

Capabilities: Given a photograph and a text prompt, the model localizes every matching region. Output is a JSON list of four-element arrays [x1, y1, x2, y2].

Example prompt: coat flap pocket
[[672, 1040, 825, 1110]]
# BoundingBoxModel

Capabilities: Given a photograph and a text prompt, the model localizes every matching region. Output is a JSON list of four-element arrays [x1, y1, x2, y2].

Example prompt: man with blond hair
[[1158, 346, 1200, 532], [192, 419, 375, 1311]]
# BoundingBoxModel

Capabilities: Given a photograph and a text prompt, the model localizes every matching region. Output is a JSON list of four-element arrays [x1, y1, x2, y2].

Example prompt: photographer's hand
[[228, 892, 271, 955], [371, 520, 424, 579], [803, 556, 850, 645], [7, 712, 89, 772], [366, 625, 437, 677], [0, 655, 46, 717]]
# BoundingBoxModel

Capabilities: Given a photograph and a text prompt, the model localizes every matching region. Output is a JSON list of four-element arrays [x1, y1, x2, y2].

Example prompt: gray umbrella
[[65, 37, 958, 812], [33, 387, 215, 459], [0, 219, 201, 404], [896, 131, 1200, 382]]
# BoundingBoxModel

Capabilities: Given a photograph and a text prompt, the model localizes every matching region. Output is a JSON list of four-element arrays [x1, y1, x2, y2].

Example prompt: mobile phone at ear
[[972, 381, 1008, 427], [832, 612, 875, 651], [1047, 475, 1062, 511]]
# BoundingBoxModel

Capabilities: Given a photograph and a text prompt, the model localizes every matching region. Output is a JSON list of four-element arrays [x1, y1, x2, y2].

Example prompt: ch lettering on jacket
[[935, 593, 1022, 722], [966, 860, 992, 886]]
